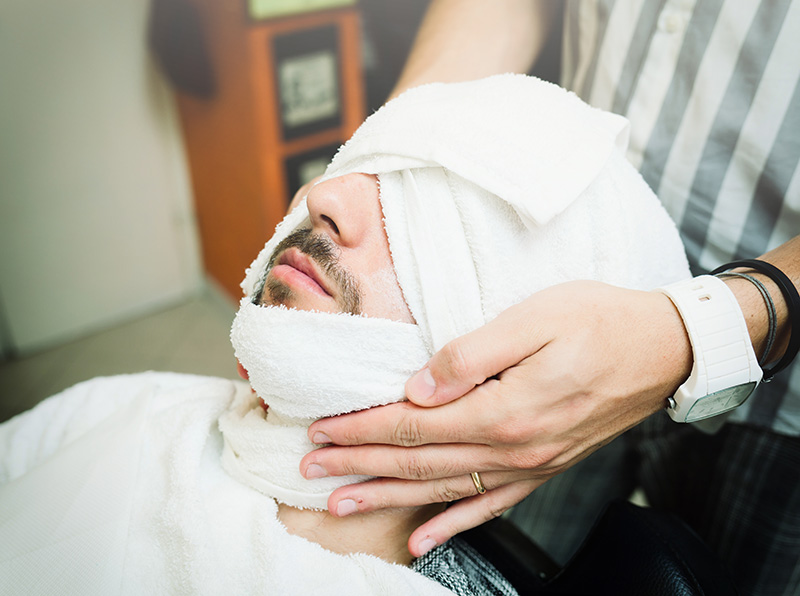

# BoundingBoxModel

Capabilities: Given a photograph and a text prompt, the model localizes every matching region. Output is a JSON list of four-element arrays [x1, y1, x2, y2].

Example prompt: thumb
[[406, 302, 541, 406]]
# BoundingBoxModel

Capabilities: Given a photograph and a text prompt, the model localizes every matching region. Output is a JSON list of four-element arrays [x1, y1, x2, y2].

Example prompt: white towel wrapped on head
[[229, 74, 690, 509]]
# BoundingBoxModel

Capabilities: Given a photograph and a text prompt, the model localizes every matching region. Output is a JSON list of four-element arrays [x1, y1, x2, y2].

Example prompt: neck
[[277, 502, 445, 565], [219, 389, 443, 564]]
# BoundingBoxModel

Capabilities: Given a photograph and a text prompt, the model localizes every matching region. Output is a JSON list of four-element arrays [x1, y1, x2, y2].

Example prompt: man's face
[[256, 174, 414, 324]]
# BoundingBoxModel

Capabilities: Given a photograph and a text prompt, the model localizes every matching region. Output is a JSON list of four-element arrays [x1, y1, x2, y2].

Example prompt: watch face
[[685, 382, 758, 422]]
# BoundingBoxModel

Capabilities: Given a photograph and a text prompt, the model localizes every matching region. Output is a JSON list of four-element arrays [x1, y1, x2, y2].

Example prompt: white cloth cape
[[0, 373, 455, 596]]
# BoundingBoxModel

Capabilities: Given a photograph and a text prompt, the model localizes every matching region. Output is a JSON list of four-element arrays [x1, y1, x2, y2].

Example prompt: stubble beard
[[256, 228, 362, 315]]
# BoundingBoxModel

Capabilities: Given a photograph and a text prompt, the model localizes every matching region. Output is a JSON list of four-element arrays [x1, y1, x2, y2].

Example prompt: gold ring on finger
[[470, 472, 486, 495]]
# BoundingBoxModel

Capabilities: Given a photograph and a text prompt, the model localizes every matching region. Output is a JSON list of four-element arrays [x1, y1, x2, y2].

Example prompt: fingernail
[[408, 368, 436, 401], [305, 463, 328, 479], [336, 499, 358, 516], [312, 431, 332, 444], [418, 537, 437, 556]]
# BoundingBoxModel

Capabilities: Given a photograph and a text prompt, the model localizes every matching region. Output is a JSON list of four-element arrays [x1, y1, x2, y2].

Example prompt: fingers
[[301, 443, 500, 481], [308, 386, 497, 447], [324, 470, 538, 518], [407, 300, 548, 407], [408, 479, 543, 557]]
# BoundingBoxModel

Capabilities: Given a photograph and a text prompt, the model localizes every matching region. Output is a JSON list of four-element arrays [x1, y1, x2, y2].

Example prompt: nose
[[305, 174, 378, 248]]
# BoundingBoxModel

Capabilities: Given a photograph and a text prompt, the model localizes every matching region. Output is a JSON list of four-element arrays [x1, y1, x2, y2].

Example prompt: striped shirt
[[562, 0, 800, 435]]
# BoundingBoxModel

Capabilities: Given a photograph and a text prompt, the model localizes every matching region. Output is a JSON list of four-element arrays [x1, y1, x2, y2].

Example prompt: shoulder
[[0, 372, 246, 482]]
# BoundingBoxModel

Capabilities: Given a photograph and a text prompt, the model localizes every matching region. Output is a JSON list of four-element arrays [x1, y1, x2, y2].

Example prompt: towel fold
[[231, 302, 429, 422], [219, 373, 371, 510], [325, 74, 690, 350]]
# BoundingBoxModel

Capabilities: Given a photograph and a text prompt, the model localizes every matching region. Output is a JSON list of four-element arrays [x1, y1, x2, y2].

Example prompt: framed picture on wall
[[272, 25, 343, 140], [283, 143, 341, 204], [248, 0, 356, 21]]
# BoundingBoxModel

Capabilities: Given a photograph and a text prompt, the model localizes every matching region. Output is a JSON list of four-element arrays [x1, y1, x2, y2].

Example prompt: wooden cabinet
[[171, 2, 365, 300]]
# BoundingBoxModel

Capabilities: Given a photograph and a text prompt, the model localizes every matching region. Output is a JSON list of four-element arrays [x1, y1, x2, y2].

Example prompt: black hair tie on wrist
[[711, 259, 800, 381]]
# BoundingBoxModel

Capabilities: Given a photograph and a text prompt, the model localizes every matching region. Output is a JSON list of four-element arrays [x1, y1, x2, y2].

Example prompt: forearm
[[722, 235, 800, 365], [389, 0, 558, 100]]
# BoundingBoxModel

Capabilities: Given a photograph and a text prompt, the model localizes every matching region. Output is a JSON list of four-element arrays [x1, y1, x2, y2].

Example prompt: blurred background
[[0, 0, 562, 422]]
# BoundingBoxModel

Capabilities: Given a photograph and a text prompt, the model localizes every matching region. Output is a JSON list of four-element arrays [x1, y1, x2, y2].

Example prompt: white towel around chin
[[227, 302, 430, 509], [231, 302, 429, 422], [229, 73, 691, 509], [226, 304, 430, 508]]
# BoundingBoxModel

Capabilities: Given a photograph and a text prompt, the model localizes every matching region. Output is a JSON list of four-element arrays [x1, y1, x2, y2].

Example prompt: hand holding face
[[300, 280, 693, 556]]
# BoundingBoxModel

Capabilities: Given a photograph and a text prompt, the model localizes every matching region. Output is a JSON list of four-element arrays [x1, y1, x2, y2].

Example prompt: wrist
[[652, 291, 693, 396], [711, 258, 800, 382], [721, 269, 790, 365]]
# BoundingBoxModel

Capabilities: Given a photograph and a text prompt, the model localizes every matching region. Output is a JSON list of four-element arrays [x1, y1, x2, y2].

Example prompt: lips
[[272, 248, 332, 298]]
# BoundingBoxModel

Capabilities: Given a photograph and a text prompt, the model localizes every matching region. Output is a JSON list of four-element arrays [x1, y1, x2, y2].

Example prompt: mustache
[[255, 228, 362, 315]]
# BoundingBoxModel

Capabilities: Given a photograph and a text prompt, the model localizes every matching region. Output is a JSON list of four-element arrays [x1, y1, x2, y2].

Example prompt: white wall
[[0, 0, 202, 355]]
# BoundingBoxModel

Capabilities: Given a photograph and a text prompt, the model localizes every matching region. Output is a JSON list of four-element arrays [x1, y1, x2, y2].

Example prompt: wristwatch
[[657, 275, 762, 423]]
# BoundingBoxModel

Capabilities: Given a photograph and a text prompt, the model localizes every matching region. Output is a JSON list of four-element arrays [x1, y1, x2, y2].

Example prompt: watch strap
[[657, 275, 762, 422]]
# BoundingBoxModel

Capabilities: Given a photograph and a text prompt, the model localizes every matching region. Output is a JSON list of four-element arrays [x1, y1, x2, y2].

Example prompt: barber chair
[[461, 500, 739, 595]]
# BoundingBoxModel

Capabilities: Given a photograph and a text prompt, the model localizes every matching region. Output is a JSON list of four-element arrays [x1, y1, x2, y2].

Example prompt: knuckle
[[487, 503, 507, 520], [503, 446, 560, 471], [369, 480, 399, 510], [488, 418, 533, 445], [439, 340, 474, 383], [398, 452, 436, 480], [432, 479, 464, 503], [392, 412, 424, 447], [337, 427, 364, 446], [332, 453, 358, 477]]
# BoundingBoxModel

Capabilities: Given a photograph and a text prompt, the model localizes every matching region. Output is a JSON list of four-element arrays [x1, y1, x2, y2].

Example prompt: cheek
[[360, 264, 415, 323]]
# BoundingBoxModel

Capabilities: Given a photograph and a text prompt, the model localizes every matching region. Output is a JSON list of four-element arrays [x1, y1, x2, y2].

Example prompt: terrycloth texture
[[231, 302, 429, 422], [324, 75, 691, 350], [0, 374, 456, 596], [219, 391, 352, 510], [231, 74, 690, 511], [239, 75, 689, 353], [227, 303, 429, 508]]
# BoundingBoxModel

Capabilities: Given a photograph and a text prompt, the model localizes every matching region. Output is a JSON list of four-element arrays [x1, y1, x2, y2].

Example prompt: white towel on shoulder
[[0, 373, 455, 596]]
